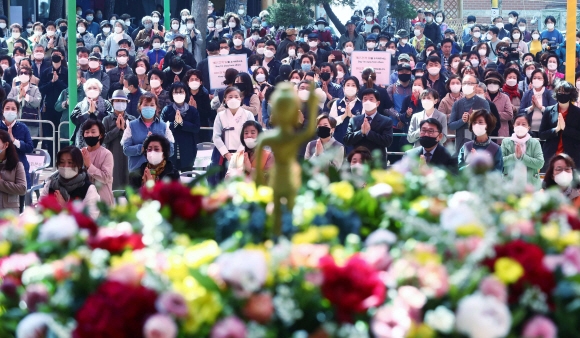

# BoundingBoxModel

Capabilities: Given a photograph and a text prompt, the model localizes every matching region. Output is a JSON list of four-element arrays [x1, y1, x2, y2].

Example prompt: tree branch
[[322, 2, 346, 35]]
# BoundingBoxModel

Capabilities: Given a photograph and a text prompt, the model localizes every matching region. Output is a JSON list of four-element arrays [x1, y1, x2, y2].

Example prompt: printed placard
[[208, 54, 248, 90], [350, 51, 392, 86]]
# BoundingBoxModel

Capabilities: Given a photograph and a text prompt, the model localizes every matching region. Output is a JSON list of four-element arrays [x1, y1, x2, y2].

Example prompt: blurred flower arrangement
[[1, 158, 580, 338]]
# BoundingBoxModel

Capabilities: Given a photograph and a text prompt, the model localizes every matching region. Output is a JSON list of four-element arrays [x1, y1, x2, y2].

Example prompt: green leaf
[[189, 268, 221, 294]]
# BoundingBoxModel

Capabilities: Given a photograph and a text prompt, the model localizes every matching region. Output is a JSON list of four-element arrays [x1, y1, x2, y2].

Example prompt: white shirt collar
[[423, 144, 437, 155], [2, 119, 16, 128], [365, 111, 377, 120]]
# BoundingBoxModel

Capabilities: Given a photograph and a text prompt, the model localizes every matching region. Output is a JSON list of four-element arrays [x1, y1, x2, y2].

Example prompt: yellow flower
[[540, 223, 559, 242], [0, 241, 10, 256], [183, 240, 221, 268], [292, 226, 339, 244], [371, 170, 405, 194], [191, 185, 210, 196], [410, 197, 429, 214], [407, 323, 436, 338], [328, 181, 354, 201], [110, 250, 139, 269], [256, 186, 273, 204], [540, 224, 580, 250], [494, 257, 524, 284], [173, 234, 191, 247], [456, 224, 486, 237], [173, 276, 222, 334]]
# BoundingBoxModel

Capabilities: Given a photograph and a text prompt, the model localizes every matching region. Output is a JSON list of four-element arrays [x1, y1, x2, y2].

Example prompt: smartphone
[[331, 50, 343, 62]]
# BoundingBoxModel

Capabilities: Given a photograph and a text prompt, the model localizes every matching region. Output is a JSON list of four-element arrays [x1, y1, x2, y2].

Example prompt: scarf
[[411, 93, 419, 106], [49, 171, 87, 201], [172, 102, 189, 118], [144, 160, 167, 185], [502, 83, 521, 100], [510, 132, 531, 155]]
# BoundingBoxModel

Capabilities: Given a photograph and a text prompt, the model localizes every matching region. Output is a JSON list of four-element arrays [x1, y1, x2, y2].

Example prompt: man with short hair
[[486, 26, 501, 62], [395, 30, 417, 57], [306, 33, 328, 67], [263, 40, 281, 83], [32, 44, 50, 78], [229, 30, 252, 57], [338, 19, 365, 51], [84, 52, 110, 99], [365, 34, 378, 51], [410, 22, 432, 54], [77, 46, 91, 72], [404, 118, 456, 171], [505, 11, 518, 32], [462, 15, 476, 43], [162, 33, 196, 69], [517, 18, 531, 42], [107, 48, 133, 97], [423, 55, 448, 102], [196, 40, 220, 91], [276, 28, 297, 60], [84, 9, 100, 36], [492, 16, 509, 40], [423, 9, 441, 46], [162, 56, 192, 89], [344, 88, 393, 167], [123, 74, 145, 118], [439, 38, 454, 67], [462, 24, 482, 53]]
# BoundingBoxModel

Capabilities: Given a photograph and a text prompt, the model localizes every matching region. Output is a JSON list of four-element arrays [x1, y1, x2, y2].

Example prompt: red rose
[[73, 281, 157, 338], [483, 240, 555, 303], [320, 254, 386, 323], [88, 229, 144, 254], [67, 205, 98, 236], [38, 194, 63, 213], [141, 181, 202, 221]]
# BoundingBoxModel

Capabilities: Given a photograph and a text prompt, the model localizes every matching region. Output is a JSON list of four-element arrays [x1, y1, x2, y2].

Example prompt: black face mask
[[59, 26, 67, 33], [235, 83, 246, 92], [398, 73, 411, 82], [320, 72, 331, 81], [419, 135, 439, 149], [84, 136, 100, 147], [317, 126, 331, 138], [51, 54, 62, 63], [557, 93, 571, 104]]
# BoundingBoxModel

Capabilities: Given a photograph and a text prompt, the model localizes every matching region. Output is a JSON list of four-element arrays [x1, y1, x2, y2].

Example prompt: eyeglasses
[[462, 82, 477, 85], [419, 128, 440, 136], [554, 167, 573, 173]]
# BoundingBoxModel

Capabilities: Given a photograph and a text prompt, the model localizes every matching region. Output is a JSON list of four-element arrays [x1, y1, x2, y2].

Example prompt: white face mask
[[264, 50, 275, 58], [256, 74, 266, 82], [3, 110, 17, 123], [554, 171, 573, 187], [414, 29, 421, 36], [298, 90, 310, 101], [215, 24, 223, 30], [487, 83, 499, 93], [514, 125, 529, 138], [366, 16, 373, 22], [336, 71, 345, 79], [150, 79, 161, 88], [427, 66, 440, 76], [412, 85, 423, 93], [125, 20, 131, 26], [473, 32, 481, 38], [421, 99, 434, 110], [136, 67, 146, 75], [181, 16, 188, 22], [506, 79, 518, 87], [256, 47, 265, 55], [172, 24, 179, 30], [238, 9, 245, 15], [102, 27, 111, 34], [532, 79, 544, 89], [244, 138, 257, 149], [436, 17, 443, 23], [19, 74, 30, 83], [462, 85, 474, 95], [117, 56, 128, 65], [451, 61, 459, 69], [366, 42, 376, 49], [113, 101, 127, 111], [78, 57, 89, 65], [174, 41, 184, 49], [58, 167, 78, 179], [229, 22, 236, 28], [219, 49, 229, 56], [0, 23, 6, 29], [86, 89, 100, 99], [476, 94, 486, 99], [362, 100, 376, 112], [547, 63, 557, 71], [147, 151, 164, 165], [478, 49, 487, 56], [512, 33, 521, 40], [472, 124, 487, 137], [519, 26, 526, 31], [318, 24, 325, 31], [251, 34, 260, 41], [152, 17, 159, 23], [387, 49, 396, 55], [227, 98, 241, 109], [34, 30, 42, 36], [345, 46, 354, 54], [77, 26, 86, 33], [470, 59, 480, 67], [450, 84, 461, 93], [173, 93, 186, 104], [152, 42, 161, 49], [189, 81, 201, 90], [546, 23, 555, 30], [88, 60, 100, 69], [344, 86, 357, 97], [532, 34, 540, 40], [187, 23, 194, 30], [526, 69, 534, 79], [495, 23, 504, 29], [288, 49, 296, 57], [508, 18, 515, 24], [308, 41, 318, 48], [114, 26, 123, 34], [46, 30, 56, 36], [208, 22, 215, 28]]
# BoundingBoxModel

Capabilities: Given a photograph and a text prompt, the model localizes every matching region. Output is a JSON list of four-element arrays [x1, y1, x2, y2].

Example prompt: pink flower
[[506, 220, 535, 237], [107, 262, 144, 286], [522, 315, 557, 338], [21, 283, 49, 312], [0, 253, 40, 279], [543, 246, 580, 276], [210, 316, 247, 338], [156, 292, 189, 318], [143, 314, 177, 338], [417, 264, 449, 298], [479, 276, 508, 303], [362, 245, 392, 271], [371, 304, 412, 338], [397, 286, 426, 310], [455, 237, 483, 260]]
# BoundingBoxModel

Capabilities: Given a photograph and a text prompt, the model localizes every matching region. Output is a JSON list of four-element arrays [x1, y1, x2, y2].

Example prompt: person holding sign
[[344, 88, 393, 167]]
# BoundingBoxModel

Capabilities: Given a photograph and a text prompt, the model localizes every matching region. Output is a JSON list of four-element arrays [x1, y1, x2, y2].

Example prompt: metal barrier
[[18, 119, 57, 168], [58, 121, 70, 153]]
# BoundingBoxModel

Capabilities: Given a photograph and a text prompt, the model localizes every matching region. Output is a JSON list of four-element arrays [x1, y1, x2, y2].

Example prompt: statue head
[[269, 82, 301, 127]]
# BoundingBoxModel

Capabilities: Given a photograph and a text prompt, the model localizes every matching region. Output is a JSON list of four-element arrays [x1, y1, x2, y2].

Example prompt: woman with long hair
[[0, 129, 26, 213]]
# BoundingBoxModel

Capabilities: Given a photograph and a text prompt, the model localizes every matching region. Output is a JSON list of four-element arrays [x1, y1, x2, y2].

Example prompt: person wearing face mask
[[519, 69, 557, 135], [449, 75, 491, 152], [228, 30, 252, 58], [236, 5, 252, 30], [101, 90, 135, 189], [183, 69, 212, 142], [394, 29, 417, 57], [540, 16, 563, 45], [491, 16, 509, 40], [314, 18, 333, 47], [458, 109, 503, 172], [128, 133, 179, 188], [165, 18, 186, 48], [162, 56, 193, 91], [218, 73, 261, 123], [83, 52, 110, 99], [103, 21, 135, 58], [304, 114, 344, 168], [131, 58, 151, 91], [404, 118, 456, 171], [519, 61, 536, 92], [0, 128, 26, 213], [0, 99, 33, 211], [157, 82, 200, 172], [7, 66, 41, 140], [71, 78, 113, 147], [226, 120, 273, 179], [528, 29, 543, 57], [423, 55, 448, 104], [38, 21, 65, 57], [84, 9, 101, 36], [364, 34, 378, 52], [276, 28, 298, 61], [162, 34, 196, 71], [422, 9, 441, 47], [483, 72, 513, 138], [79, 119, 114, 206], [356, 6, 378, 35], [122, 93, 175, 172], [330, 76, 362, 154], [280, 42, 299, 66], [502, 68, 524, 117], [407, 88, 447, 147], [538, 81, 580, 171], [318, 62, 344, 113], [96, 21, 113, 48], [338, 19, 365, 52], [209, 86, 255, 186], [31, 44, 50, 79], [543, 54, 564, 90], [146, 35, 166, 69], [409, 22, 432, 54], [135, 16, 156, 49], [555, 31, 580, 73], [183, 17, 203, 64], [40, 146, 100, 219], [6, 24, 32, 55], [55, 69, 86, 143], [542, 153, 580, 205], [105, 48, 133, 95], [500, 113, 544, 187], [76, 20, 96, 49], [386, 63, 413, 143], [344, 88, 393, 167]]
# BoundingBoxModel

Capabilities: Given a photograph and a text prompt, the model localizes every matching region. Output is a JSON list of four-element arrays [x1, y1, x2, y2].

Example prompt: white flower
[[440, 205, 480, 232], [365, 229, 397, 247], [16, 313, 54, 338], [425, 305, 455, 334], [455, 293, 511, 338], [216, 249, 267, 298], [368, 183, 393, 198], [37, 214, 78, 242]]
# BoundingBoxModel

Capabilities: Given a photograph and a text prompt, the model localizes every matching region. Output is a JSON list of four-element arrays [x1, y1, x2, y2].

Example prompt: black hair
[[81, 119, 105, 145], [419, 117, 443, 133], [148, 68, 165, 83], [240, 120, 263, 151], [116, 48, 129, 56], [132, 57, 151, 74], [183, 69, 203, 86], [206, 40, 219, 52], [531, 68, 549, 87], [168, 82, 190, 103], [544, 153, 577, 189], [236, 72, 254, 97], [144, 134, 171, 161], [0, 129, 19, 171], [360, 88, 380, 101], [544, 16, 556, 25], [77, 46, 90, 55], [347, 146, 372, 163], [12, 47, 26, 56], [170, 56, 184, 70], [124, 74, 139, 89], [553, 81, 579, 103], [223, 68, 239, 86], [343, 75, 360, 91], [57, 146, 85, 173], [265, 40, 277, 50]]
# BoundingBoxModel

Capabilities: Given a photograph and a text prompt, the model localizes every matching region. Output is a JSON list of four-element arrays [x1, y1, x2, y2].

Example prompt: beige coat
[[0, 162, 27, 213], [486, 92, 514, 137]]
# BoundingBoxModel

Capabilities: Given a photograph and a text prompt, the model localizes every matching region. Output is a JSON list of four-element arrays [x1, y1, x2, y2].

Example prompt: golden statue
[[255, 83, 318, 236]]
